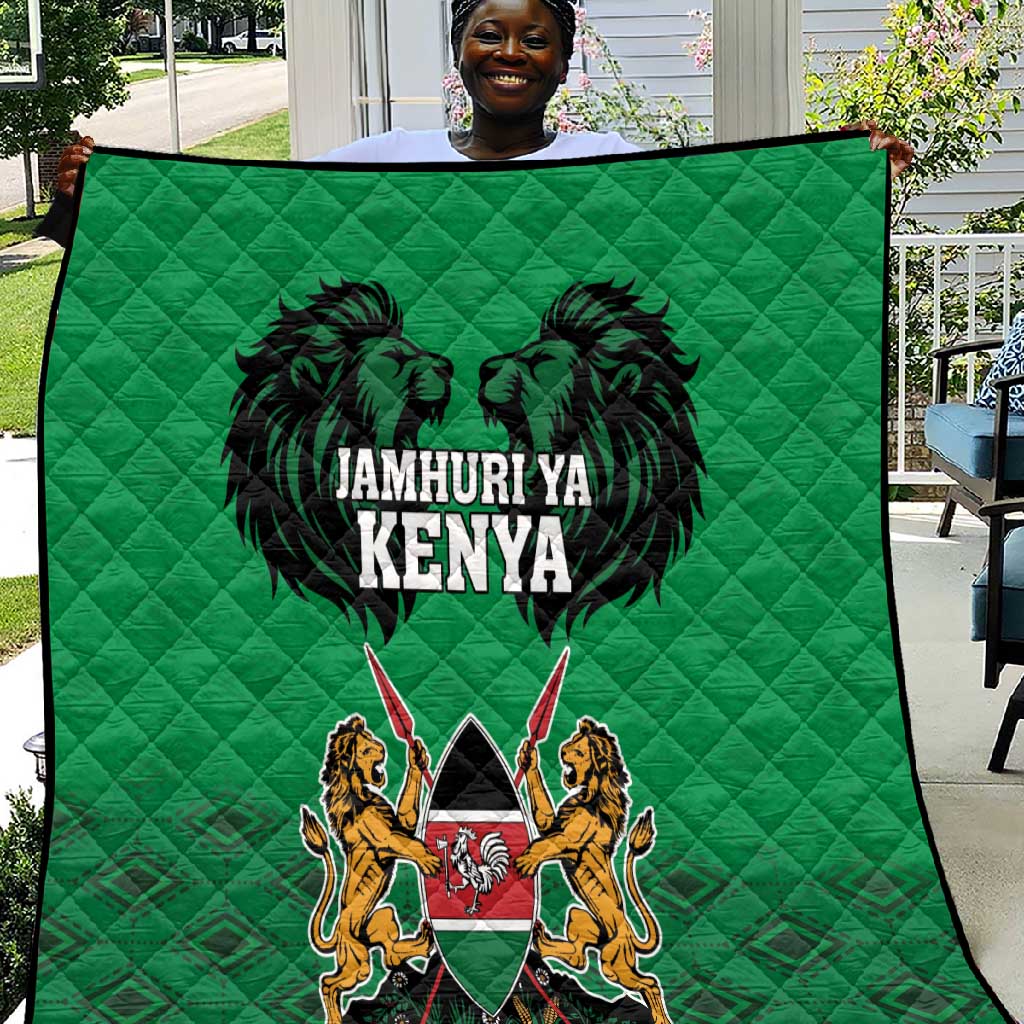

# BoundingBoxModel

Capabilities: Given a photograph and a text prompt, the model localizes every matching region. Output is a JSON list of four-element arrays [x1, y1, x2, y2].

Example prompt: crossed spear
[[362, 642, 570, 792], [361, 643, 571, 1024]]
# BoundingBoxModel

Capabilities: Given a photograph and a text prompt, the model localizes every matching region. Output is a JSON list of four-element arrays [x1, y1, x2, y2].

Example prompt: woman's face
[[458, 0, 568, 120]]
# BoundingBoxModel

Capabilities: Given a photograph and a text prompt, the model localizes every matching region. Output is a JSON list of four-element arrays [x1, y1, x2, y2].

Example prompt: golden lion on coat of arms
[[515, 717, 671, 1024], [300, 715, 441, 1024]]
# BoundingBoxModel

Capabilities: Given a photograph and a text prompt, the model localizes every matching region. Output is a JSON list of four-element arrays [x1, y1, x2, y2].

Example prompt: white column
[[712, 0, 805, 144], [163, 0, 180, 152], [385, 0, 446, 131], [284, 0, 354, 159]]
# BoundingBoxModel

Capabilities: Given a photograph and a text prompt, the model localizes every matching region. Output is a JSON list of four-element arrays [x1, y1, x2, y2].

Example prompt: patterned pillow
[[976, 311, 1024, 415]]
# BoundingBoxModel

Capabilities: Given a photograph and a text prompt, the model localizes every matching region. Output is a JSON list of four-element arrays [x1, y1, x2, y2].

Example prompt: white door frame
[[713, 0, 805, 144]]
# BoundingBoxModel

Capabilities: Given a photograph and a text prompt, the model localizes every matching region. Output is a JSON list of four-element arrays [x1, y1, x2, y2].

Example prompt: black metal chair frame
[[930, 339, 1024, 535], [930, 351, 1024, 768], [931, 341, 1024, 689]]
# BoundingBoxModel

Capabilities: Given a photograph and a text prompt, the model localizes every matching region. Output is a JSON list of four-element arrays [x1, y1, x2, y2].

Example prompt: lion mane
[[320, 715, 391, 847], [478, 279, 704, 640], [223, 279, 453, 641], [557, 717, 630, 843], [301, 713, 436, 1020]]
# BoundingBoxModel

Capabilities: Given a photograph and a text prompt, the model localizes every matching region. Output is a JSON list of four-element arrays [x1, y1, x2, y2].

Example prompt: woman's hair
[[450, 0, 577, 63]]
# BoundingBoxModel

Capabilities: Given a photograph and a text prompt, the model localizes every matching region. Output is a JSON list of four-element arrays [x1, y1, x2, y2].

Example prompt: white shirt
[[313, 126, 642, 163]]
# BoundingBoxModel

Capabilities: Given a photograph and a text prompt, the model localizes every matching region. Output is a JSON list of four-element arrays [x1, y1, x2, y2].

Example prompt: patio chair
[[925, 333, 1024, 537], [967, 367, 1024, 684], [968, 372, 1024, 767], [986, 678, 1024, 772]]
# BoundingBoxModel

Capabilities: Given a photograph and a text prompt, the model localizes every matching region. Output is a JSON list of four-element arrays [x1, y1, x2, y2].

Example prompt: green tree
[[116, 7, 149, 55], [243, 0, 282, 51], [172, 0, 230, 52], [0, 791, 45, 1019], [806, 0, 1023, 225], [172, 0, 280, 53], [801, 0, 1024, 418], [0, 0, 127, 217]]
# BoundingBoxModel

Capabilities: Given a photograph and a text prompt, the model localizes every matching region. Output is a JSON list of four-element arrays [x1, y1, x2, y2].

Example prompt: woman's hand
[[840, 120, 914, 178], [55, 136, 95, 198]]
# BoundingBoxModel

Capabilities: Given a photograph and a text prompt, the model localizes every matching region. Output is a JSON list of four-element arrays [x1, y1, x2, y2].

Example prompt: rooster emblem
[[437, 827, 511, 916]]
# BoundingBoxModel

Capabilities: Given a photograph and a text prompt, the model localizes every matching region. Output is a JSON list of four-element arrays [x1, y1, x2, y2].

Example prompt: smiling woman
[[312, 0, 641, 164]]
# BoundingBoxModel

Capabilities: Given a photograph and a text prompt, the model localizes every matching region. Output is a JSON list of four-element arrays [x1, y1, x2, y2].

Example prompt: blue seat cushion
[[972, 525, 1024, 641], [924, 402, 1024, 481]]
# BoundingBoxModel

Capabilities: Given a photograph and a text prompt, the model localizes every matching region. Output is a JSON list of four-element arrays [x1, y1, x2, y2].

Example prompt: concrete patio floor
[[892, 502, 1024, 1020]]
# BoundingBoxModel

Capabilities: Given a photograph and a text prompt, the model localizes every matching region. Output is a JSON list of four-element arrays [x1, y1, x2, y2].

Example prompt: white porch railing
[[890, 232, 1024, 486]]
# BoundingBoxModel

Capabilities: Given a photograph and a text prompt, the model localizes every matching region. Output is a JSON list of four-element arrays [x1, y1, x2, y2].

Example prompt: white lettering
[[563, 455, 592, 507], [537, 453, 565, 506], [358, 510, 400, 588], [419, 450, 450, 504], [351, 448, 380, 501], [446, 513, 489, 593], [480, 452, 509, 506], [380, 449, 418, 502], [335, 447, 351, 500], [451, 451, 480, 505], [492, 515, 531, 593], [403, 512, 443, 591], [530, 516, 572, 593]]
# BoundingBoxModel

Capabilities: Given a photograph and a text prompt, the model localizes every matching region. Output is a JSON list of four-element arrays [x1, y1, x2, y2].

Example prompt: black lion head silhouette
[[223, 279, 453, 639], [478, 279, 704, 640]]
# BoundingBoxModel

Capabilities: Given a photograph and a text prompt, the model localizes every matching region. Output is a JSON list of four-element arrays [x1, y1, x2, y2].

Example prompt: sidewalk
[[1, 437, 42, 828], [0, 437, 38, 578], [0, 237, 59, 274], [0, 646, 43, 828]]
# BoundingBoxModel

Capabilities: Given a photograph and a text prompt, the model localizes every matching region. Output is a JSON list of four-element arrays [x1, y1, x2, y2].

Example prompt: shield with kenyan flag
[[421, 716, 537, 1014]]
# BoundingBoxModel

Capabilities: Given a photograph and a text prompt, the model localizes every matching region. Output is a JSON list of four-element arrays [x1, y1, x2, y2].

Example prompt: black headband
[[450, 0, 577, 62]]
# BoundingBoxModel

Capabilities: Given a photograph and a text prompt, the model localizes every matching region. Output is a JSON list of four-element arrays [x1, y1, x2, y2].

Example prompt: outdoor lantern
[[23, 731, 46, 783]]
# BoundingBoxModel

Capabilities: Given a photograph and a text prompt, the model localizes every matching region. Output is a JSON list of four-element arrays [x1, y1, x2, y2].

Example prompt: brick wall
[[37, 130, 80, 201], [888, 390, 948, 497]]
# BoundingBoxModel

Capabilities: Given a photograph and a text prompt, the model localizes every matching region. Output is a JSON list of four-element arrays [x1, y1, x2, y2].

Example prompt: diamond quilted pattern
[[31, 136, 1010, 1024]]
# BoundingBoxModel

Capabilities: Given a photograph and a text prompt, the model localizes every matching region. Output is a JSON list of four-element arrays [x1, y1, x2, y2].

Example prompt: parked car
[[221, 29, 282, 55]]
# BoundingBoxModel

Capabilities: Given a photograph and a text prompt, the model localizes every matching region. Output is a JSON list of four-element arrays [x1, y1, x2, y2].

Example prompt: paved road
[[0, 60, 287, 211]]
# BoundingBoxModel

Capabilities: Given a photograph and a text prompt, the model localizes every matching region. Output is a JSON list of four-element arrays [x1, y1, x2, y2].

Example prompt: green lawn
[[0, 204, 51, 250], [0, 576, 40, 666], [126, 68, 174, 84], [185, 108, 290, 160], [117, 51, 273, 65], [176, 52, 278, 63], [0, 252, 60, 436]]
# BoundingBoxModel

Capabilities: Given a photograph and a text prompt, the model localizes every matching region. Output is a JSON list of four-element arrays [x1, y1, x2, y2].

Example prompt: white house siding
[[805, 0, 1023, 226], [585, 0, 1023, 227], [584, 2, 713, 133]]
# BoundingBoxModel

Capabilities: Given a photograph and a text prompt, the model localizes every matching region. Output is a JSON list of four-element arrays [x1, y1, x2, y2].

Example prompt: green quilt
[[32, 133, 1011, 1024]]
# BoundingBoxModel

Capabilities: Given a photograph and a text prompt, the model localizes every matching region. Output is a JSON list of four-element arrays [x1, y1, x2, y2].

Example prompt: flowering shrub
[[686, 9, 713, 71], [442, 4, 711, 148], [805, 0, 1022, 222]]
